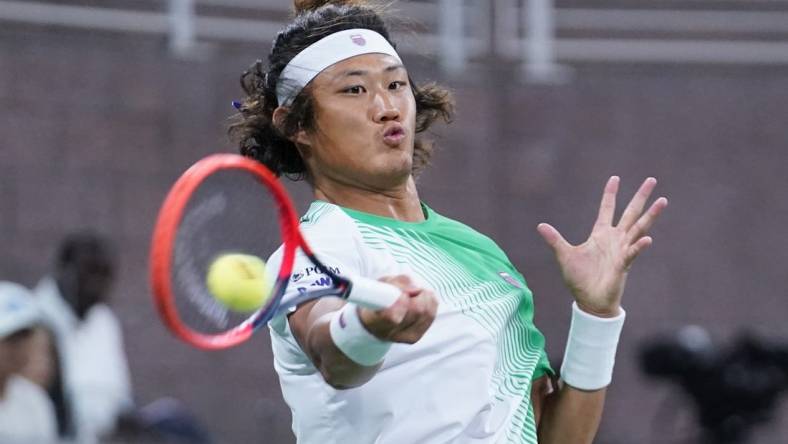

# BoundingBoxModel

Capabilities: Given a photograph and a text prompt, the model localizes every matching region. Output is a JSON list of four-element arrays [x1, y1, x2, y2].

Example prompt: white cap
[[0, 281, 40, 338]]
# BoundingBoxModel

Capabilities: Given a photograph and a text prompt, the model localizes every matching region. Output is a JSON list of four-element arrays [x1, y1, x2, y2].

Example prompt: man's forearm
[[304, 310, 382, 389], [537, 381, 607, 444], [289, 299, 381, 390]]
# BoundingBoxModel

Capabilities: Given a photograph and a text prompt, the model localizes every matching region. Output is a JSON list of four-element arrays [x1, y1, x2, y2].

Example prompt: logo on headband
[[350, 34, 367, 46]]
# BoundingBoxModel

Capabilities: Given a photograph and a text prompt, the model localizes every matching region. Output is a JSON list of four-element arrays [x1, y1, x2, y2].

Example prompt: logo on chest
[[498, 272, 524, 289]]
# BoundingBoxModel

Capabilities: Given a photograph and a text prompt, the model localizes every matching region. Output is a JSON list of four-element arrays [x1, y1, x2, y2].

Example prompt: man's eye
[[344, 86, 366, 94]]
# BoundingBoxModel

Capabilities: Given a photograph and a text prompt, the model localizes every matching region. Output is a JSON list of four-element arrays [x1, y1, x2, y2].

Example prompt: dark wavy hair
[[227, 0, 454, 181]]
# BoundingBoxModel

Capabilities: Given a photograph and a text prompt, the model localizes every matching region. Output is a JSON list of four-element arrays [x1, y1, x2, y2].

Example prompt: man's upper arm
[[287, 297, 344, 359]]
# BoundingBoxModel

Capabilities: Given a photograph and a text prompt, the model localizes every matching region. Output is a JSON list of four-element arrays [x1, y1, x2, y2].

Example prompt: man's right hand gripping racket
[[149, 154, 401, 350]]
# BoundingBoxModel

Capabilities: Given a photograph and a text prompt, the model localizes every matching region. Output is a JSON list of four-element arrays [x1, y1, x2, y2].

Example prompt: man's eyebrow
[[384, 64, 405, 73], [340, 69, 367, 77], [337, 64, 406, 78]]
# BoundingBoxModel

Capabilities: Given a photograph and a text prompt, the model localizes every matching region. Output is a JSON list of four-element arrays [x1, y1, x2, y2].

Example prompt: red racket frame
[[149, 154, 307, 350]]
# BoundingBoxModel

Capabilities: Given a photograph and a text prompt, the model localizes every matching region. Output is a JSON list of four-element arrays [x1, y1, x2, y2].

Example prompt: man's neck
[[313, 176, 424, 222]]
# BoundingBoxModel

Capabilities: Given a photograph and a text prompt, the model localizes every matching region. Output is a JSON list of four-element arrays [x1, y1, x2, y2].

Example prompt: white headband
[[276, 28, 402, 107]]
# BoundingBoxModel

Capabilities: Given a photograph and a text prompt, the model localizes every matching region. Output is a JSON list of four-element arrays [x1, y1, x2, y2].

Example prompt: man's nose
[[372, 92, 400, 122]]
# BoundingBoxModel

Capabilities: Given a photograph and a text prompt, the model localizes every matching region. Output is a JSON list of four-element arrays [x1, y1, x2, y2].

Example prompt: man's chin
[[386, 155, 414, 179], [365, 162, 413, 189]]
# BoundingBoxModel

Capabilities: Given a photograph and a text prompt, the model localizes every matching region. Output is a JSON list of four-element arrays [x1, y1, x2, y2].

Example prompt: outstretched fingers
[[594, 176, 620, 228], [626, 196, 669, 245], [625, 236, 653, 267], [618, 177, 658, 230], [537, 223, 570, 256]]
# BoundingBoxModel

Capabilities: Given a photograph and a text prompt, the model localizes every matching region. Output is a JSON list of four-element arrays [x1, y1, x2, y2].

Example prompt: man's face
[[295, 53, 417, 191]]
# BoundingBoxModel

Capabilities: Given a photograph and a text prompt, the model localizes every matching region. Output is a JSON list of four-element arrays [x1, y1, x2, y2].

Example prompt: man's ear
[[273, 106, 312, 149]]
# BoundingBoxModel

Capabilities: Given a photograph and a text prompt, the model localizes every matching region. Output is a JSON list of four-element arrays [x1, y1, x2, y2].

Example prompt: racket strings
[[170, 169, 283, 335]]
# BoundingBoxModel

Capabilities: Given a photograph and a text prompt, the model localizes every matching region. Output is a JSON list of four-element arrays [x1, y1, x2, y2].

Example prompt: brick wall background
[[2, 21, 788, 444]]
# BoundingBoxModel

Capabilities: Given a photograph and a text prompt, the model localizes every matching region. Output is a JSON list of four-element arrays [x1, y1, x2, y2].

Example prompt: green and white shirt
[[268, 201, 552, 444]]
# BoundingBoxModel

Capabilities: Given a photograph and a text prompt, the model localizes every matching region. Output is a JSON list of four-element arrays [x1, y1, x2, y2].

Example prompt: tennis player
[[229, 1, 668, 443]]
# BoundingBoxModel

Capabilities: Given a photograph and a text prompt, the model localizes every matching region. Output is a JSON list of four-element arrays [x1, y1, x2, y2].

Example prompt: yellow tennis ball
[[206, 253, 272, 313]]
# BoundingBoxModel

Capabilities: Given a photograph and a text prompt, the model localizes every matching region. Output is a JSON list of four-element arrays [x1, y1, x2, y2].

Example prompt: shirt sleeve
[[508, 269, 554, 381], [266, 207, 365, 337], [531, 347, 555, 380]]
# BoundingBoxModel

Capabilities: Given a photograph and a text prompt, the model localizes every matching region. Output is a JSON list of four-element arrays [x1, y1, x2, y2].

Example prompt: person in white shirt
[[34, 232, 133, 442], [0, 281, 58, 443]]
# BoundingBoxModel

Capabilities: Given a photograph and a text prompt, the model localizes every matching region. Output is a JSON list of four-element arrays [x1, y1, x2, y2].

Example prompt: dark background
[[2, 1, 788, 442]]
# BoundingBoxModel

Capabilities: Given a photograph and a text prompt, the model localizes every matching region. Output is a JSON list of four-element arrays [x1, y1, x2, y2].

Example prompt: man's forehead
[[320, 54, 405, 78]]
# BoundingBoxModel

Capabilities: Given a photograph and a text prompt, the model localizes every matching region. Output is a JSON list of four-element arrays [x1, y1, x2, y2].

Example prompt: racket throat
[[336, 280, 353, 300]]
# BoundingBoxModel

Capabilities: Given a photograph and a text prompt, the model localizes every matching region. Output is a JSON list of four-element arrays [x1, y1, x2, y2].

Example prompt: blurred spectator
[[34, 232, 133, 442], [20, 325, 79, 441], [0, 281, 58, 443], [20, 326, 57, 390]]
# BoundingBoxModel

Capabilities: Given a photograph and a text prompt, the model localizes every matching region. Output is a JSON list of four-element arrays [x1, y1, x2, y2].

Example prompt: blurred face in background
[[58, 249, 114, 318], [0, 329, 34, 382], [19, 327, 56, 390], [296, 54, 417, 191]]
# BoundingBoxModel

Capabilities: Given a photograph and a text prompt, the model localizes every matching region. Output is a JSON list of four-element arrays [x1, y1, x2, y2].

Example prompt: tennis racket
[[149, 153, 401, 350]]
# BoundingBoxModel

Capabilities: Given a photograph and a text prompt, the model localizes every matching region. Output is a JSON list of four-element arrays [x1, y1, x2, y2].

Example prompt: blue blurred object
[[138, 397, 213, 444]]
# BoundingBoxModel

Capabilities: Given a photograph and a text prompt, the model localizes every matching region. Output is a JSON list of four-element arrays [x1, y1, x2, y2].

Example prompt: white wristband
[[329, 303, 391, 366], [560, 302, 626, 391]]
